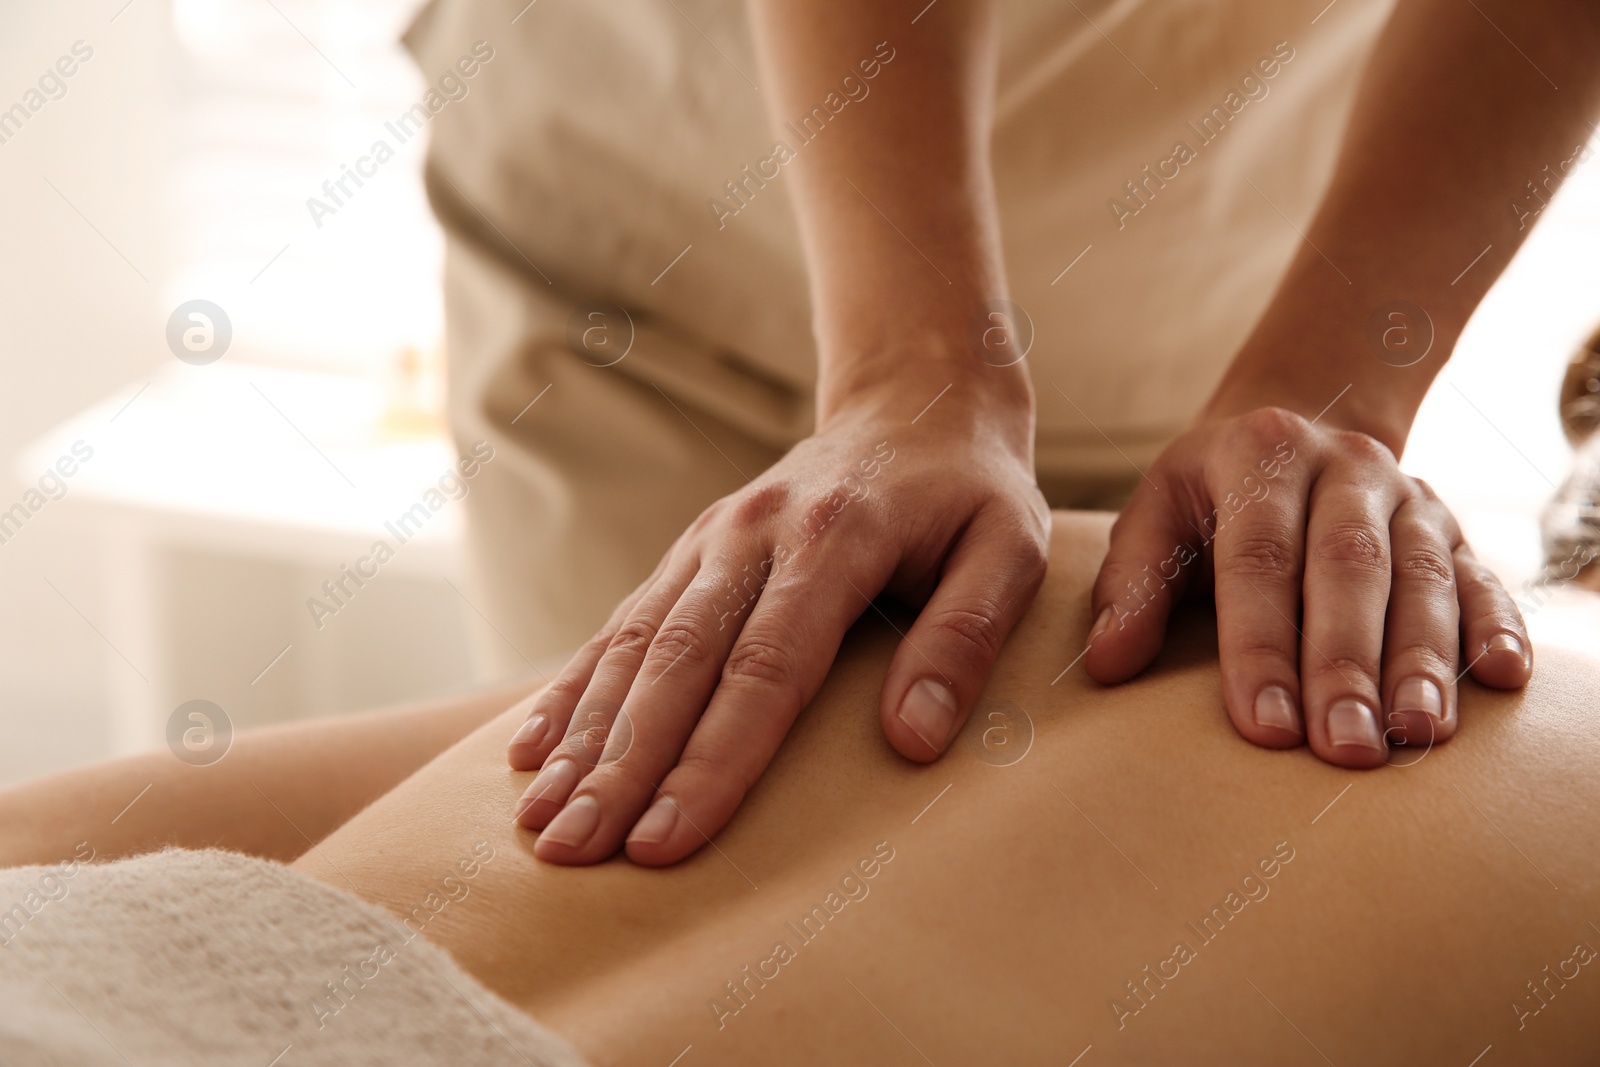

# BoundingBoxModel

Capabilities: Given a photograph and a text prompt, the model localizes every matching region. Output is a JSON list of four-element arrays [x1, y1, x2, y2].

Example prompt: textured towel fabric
[[0, 848, 589, 1067]]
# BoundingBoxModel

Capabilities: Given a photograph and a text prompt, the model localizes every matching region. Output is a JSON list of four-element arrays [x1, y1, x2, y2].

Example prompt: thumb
[[880, 512, 1048, 762], [1085, 487, 1199, 684]]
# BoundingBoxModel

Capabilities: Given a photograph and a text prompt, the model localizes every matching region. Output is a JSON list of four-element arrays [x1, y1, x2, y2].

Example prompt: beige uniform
[[402, 0, 1394, 670]]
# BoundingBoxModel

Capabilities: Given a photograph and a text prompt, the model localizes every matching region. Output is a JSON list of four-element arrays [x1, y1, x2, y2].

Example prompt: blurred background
[[1, 1, 1597, 787], [0, 0, 483, 785]]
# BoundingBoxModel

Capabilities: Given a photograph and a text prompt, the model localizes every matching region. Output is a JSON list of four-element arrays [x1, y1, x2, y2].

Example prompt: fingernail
[[510, 714, 549, 749], [1089, 606, 1115, 643], [897, 678, 958, 754], [1253, 685, 1299, 732], [1486, 632, 1527, 666], [515, 758, 579, 820], [1326, 699, 1383, 751], [540, 794, 602, 849], [1394, 677, 1444, 723], [628, 797, 680, 847]]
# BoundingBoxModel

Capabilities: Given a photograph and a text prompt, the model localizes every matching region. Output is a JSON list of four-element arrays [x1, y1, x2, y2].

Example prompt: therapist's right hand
[[505, 371, 1049, 865]]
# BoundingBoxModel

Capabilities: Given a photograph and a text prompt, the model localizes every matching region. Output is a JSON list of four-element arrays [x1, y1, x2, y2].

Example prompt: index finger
[[622, 546, 895, 866]]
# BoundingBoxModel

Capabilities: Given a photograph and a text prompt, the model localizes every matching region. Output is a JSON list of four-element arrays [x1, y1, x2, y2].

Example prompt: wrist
[[1200, 370, 1416, 453], [816, 328, 1034, 432], [1201, 266, 1448, 454]]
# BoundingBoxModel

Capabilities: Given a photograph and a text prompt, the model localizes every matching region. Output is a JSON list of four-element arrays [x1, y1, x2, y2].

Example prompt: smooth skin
[[0, 678, 534, 868], [2, 515, 1596, 1063], [510, 0, 1600, 866], [308, 511, 1599, 1066]]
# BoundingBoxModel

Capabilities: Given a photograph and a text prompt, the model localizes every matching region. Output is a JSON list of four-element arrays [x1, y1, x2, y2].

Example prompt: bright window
[[167, 0, 441, 379]]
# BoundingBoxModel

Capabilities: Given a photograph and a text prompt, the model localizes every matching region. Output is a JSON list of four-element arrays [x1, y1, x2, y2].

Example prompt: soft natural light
[[167, 0, 442, 374], [1407, 128, 1600, 592]]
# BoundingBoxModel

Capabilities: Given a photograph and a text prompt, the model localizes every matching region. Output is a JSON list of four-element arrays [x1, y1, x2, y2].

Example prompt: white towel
[[0, 847, 589, 1067]]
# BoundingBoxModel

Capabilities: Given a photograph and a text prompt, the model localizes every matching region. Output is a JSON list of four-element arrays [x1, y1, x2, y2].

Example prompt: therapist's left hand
[[1085, 404, 1533, 767]]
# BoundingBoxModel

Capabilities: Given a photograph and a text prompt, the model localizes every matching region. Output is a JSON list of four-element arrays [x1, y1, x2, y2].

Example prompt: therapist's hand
[[508, 378, 1048, 865], [506, 0, 1045, 864], [1086, 405, 1532, 768]]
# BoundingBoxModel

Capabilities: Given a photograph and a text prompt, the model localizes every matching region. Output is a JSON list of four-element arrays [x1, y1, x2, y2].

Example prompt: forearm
[[0, 679, 536, 868], [1207, 0, 1600, 452], [745, 0, 1030, 432]]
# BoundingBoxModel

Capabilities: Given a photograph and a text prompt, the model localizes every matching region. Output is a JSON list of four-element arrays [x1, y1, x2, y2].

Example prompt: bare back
[[296, 512, 1600, 1066]]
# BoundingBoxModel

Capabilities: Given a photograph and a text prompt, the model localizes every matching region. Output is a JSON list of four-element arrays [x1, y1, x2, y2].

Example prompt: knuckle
[[1228, 635, 1295, 665], [1029, 541, 1050, 578], [1396, 493, 1454, 545], [551, 734, 601, 767], [1453, 552, 1498, 589], [1143, 452, 1183, 486], [1240, 405, 1308, 445], [1020, 486, 1053, 531], [1408, 475, 1439, 502], [1013, 527, 1050, 578], [579, 628, 615, 663], [608, 617, 660, 660], [581, 757, 648, 795], [544, 640, 609, 706], [1314, 654, 1379, 687], [1019, 546, 1049, 589], [1463, 557, 1514, 603], [793, 485, 861, 540], [1387, 641, 1455, 676], [672, 749, 757, 800], [1332, 429, 1396, 466], [565, 710, 617, 762], [551, 646, 604, 695], [1316, 520, 1388, 571], [1395, 547, 1455, 587], [650, 619, 716, 671], [1222, 532, 1300, 581], [542, 672, 588, 709], [932, 602, 1005, 664], [727, 483, 789, 532], [1106, 504, 1146, 544], [685, 508, 719, 538], [994, 521, 1050, 590], [723, 633, 799, 688]]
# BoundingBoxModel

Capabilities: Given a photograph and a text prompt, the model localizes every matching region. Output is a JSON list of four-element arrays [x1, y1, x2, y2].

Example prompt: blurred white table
[[19, 360, 473, 755]]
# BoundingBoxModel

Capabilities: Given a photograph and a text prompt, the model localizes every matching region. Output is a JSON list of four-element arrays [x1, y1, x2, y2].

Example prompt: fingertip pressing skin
[[1314, 698, 1390, 770], [876, 519, 1048, 764], [1381, 675, 1454, 751], [1085, 482, 1199, 686], [1235, 684, 1304, 749], [625, 795, 697, 866], [514, 758, 582, 830], [507, 713, 552, 771], [1082, 415, 1535, 775], [1471, 631, 1532, 689], [624, 760, 747, 867], [1082, 605, 1167, 686], [532, 793, 604, 862], [536, 780, 696, 867], [885, 677, 959, 762], [1453, 542, 1533, 691]]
